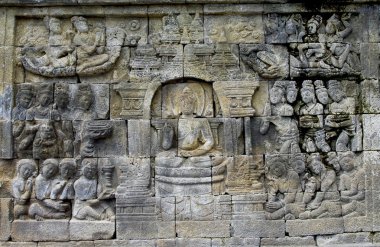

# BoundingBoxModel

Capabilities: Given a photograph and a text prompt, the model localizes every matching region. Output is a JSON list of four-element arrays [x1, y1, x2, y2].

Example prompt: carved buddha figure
[[71, 16, 109, 73], [12, 159, 37, 219], [178, 87, 214, 157], [73, 159, 115, 221], [13, 84, 34, 120], [29, 159, 70, 220]]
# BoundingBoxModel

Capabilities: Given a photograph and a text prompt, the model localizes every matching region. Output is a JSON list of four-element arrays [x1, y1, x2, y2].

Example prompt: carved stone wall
[[0, 1, 380, 246]]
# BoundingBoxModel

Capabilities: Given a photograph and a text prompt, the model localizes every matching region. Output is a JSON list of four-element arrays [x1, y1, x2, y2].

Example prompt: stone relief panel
[[0, 3, 377, 245]]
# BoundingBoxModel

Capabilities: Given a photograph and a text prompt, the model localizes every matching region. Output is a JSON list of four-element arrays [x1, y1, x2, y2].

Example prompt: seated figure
[[73, 159, 115, 221], [29, 159, 70, 220], [12, 159, 37, 219]]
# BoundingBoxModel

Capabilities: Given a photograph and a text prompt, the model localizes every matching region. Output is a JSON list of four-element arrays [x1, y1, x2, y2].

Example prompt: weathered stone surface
[[212, 237, 260, 247], [316, 232, 372, 246], [69, 220, 115, 240], [116, 220, 175, 240], [0, 198, 12, 241], [176, 220, 230, 238], [0, 243, 36, 247], [260, 236, 315, 246], [231, 220, 285, 238], [39, 242, 95, 247], [11, 220, 69, 241], [95, 240, 155, 247], [286, 218, 344, 237]]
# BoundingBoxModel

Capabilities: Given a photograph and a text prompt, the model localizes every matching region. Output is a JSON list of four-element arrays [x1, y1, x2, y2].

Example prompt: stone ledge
[[11, 220, 70, 242]]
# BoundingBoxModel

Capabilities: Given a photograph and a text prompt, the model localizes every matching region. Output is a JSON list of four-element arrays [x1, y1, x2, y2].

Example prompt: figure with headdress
[[260, 82, 300, 154], [72, 84, 96, 120], [71, 16, 109, 73], [12, 84, 34, 120], [52, 83, 71, 121], [298, 80, 330, 153], [314, 80, 330, 113], [26, 83, 54, 120], [43, 16, 76, 68], [325, 80, 356, 151], [285, 14, 305, 42], [12, 159, 37, 219]]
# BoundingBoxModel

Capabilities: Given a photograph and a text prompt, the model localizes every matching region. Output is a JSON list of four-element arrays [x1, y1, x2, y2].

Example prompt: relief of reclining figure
[[21, 16, 125, 77]]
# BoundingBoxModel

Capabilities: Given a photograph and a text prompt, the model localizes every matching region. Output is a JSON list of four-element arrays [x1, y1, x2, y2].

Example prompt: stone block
[[0, 198, 12, 241], [176, 220, 230, 238], [128, 119, 151, 157], [176, 238, 211, 247], [231, 220, 285, 238], [212, 237, 260, 247], [344, 216, 372, 232], [39, 242, 95, 247], [0, 243, 36, 247], [286, 218, 344, 237], [0, 121, 12, 159], [260, 236, 315, 246], [0, 160, 15, 198], [11, 220, 69, 242], [316, 232, 372, 246], [69, 220, 115, 241], [363, 114, 380, 150], [94, 240, 155, 247], [116, 220, 175, 240], [361, 43, 379, 79]]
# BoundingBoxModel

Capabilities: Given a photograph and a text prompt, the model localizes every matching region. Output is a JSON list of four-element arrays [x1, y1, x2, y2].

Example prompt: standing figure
[[298, 80, 330, 153], [12, 159, 37, 219], [325, 80, 356, 151], [260, 83, 300, 153]]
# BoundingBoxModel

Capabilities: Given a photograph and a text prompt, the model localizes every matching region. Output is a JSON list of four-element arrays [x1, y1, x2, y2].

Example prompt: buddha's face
[[180, 96, 195, 116], [307, 22, 318, 34]]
